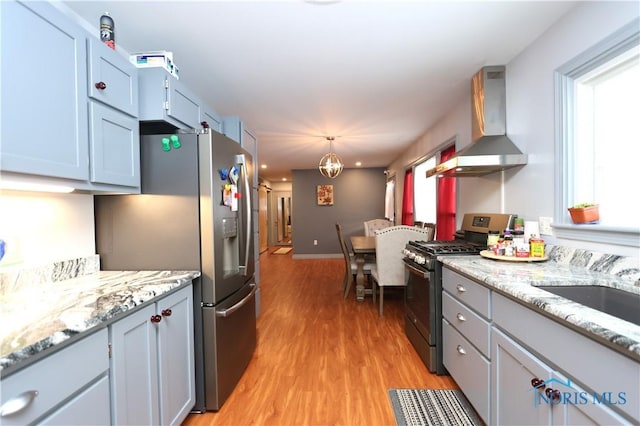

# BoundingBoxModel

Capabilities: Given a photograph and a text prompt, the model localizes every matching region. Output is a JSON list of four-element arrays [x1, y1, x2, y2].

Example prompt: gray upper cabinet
[[138, 68, 201, 130], [1, 0, 140, 193], [1, 0, 89, 181], [200, 105, 223, 133], [87, 37, 138, 117]]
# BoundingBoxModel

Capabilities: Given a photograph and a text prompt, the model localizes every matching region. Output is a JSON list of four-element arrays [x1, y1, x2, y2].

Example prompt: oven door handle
[[404, 261, 430, 279]]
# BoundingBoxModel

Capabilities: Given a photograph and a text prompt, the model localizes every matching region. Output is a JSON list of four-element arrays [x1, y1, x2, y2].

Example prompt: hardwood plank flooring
[[183, 249, 458, 426]]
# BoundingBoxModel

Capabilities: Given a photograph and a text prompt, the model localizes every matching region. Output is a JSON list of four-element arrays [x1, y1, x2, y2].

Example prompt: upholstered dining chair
[[336, 223, 374, 298], [364, 218, 393, 237], [370, 225, 432, 316]]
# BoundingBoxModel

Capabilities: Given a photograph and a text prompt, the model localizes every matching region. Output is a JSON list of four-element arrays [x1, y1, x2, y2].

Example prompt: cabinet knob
[[95, 81, 107, 90], [0, 390, 39, 417], [531, 377, 545, 390], [151, 314, 162, 323], [161, 309, 172, 317], [456, 345, 466, 355], [201, 121, 210, 129], [456, 313, 466, 322], [545, 388, 561, 402], [456, 285, 466, 293]]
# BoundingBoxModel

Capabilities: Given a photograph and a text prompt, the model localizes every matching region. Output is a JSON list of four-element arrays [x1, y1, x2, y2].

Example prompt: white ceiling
[[63, 0, 577, 182]]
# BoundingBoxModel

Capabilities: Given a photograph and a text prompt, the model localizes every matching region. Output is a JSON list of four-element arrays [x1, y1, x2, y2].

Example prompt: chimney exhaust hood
[[426, 66, 527, 178]]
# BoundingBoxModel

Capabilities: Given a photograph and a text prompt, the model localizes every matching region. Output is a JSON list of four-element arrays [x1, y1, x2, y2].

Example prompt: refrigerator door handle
[[215, 284, 256, 318], [236, 154, 252, 276]]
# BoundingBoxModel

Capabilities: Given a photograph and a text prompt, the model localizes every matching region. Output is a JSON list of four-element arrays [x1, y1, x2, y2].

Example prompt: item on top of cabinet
[[568, 203, 600, 224], [100, 12, 115, 50], [129, 51, 179, 79]]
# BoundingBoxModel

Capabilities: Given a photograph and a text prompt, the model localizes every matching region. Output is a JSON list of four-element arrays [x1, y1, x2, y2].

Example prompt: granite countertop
[[439, 246, 640, 362], [0, 256, 200, 376]]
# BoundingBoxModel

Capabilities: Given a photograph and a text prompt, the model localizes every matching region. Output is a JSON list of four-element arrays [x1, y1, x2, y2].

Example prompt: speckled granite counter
[[439, 245, 640, 361], [0, 255, 200, 376]]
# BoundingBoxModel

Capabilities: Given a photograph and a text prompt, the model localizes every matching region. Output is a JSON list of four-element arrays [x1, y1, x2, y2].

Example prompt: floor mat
[[273, 247, 292, 255], [388, 389, 482, 426]]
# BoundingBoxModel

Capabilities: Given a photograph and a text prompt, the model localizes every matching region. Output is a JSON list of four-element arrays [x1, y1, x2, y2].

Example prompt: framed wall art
[[317, 184, 334, 206]]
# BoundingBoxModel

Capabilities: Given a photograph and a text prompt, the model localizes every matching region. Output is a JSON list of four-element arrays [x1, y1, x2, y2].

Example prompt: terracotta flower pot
[[568, 205, 600, 224]]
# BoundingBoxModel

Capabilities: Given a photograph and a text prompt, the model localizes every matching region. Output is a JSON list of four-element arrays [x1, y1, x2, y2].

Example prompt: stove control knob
[[415, 255, 425, 264], [402, 249, 410, 256]]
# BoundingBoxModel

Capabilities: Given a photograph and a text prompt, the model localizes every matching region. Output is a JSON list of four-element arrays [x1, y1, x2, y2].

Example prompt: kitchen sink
[[536, 285, 640, 326]]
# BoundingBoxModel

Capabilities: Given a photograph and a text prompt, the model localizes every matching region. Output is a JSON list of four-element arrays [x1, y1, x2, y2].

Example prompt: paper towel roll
[[524, 221, 540, 243]]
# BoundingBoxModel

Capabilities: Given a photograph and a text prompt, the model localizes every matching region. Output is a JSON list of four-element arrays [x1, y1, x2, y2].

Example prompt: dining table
[[349, 235, 376, 302]]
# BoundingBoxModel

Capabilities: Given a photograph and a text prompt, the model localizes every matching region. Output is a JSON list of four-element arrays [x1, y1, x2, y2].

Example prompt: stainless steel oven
[[403, 213, 515, 375]]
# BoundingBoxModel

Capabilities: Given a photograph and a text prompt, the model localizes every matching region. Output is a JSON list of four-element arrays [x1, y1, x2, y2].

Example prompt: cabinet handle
[[0, 390, 39, 417], [456, 285, 466, 293], [161, 309, 172, 317], [95, 81, 107, 90], [456, 313, 466, 322], [531, 377, 545, 390], [201, 121, 210, 129], [151, 314, 162, 323], [456, 345, 466, 355], [545, 388, 561, 402]]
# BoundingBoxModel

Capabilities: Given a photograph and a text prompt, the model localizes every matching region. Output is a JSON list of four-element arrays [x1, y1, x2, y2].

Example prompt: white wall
[[389, 1, 639, 256], [0, 191, 95, 267]]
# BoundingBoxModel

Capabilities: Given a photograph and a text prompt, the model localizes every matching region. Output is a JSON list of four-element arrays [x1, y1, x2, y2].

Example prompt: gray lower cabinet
[[492, 292, 636, 425], [110, 284, 195, 426], [0, 329, 110, 425]]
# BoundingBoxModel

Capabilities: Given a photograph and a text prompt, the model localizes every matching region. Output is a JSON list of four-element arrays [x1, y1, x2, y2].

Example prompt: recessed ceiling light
[[261, 164, 267, 169], [355, 161, 362, 167], [282, 178, 287, 181]]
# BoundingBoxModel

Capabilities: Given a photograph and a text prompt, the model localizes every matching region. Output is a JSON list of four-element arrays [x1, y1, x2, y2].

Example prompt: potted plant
[[568, 203, 600, 224]]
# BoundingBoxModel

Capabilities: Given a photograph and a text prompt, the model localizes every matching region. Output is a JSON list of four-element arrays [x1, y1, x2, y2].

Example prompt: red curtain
[[436, 146, 456, 240], [401, 169, 414, 225]]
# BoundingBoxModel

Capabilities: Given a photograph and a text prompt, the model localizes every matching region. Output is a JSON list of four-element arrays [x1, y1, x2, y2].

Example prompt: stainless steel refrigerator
[[94, 128, 256, 412]]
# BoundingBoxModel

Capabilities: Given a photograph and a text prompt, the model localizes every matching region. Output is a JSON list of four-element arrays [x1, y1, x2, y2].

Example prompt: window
[[554, 18, 640, 247], [413, 157, 437, 225]]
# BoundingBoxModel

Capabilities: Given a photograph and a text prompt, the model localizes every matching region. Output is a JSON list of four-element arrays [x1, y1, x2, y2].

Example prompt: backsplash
[[0, 255, 99, 297], [547, 245, 640, 283]]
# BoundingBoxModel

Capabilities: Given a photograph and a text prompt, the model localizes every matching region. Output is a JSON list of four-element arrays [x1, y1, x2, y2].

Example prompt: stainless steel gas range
[[402, 213, 515, 375]]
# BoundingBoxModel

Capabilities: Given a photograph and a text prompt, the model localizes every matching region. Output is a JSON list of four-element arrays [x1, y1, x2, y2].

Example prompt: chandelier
[[318, 136, 344, 179]]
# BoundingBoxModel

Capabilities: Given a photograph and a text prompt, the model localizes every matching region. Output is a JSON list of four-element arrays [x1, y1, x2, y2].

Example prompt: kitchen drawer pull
[[150, 314, 162, 323], [161, 309, 172, 317], [456, 345, 466, 355], [456, 313, 466, 322], [456, 285, 466, 293], [0, 390, 39, 417], [95, 81, 107, 90]]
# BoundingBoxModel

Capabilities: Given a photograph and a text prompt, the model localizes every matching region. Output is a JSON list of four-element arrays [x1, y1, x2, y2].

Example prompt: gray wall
[[291, 168, 387, 256]]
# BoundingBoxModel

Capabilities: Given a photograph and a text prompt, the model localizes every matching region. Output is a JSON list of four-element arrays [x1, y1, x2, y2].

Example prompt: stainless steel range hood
[[427, 66, 527, 178]]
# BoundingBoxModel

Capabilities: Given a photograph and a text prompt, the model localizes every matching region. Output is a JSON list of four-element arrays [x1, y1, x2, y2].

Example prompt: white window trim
[[553, 18, 640, 248]]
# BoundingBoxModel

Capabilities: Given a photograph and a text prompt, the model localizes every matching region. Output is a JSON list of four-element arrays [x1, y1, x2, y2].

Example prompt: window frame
[[553, 18, 640, 247]]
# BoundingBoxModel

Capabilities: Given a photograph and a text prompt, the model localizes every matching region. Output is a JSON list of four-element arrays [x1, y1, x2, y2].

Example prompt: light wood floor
[[183, 249, 458, 426]]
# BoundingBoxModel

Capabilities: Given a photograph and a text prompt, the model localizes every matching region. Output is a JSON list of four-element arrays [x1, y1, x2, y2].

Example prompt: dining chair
[[363, 218, 393, 236], [370, 225, 432, 316], [422, 222, 436, 241], [336, 223, 374, 298]]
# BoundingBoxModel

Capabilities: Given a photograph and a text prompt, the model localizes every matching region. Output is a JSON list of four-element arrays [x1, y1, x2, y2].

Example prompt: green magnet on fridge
[[161, 137, 171, 152], [170, 135, 181, 149]]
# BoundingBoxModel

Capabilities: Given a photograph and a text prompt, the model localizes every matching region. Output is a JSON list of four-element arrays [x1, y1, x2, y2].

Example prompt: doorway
[[271, 191, 292, 246]]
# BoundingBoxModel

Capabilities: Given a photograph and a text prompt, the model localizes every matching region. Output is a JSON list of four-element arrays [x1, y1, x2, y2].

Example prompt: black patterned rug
[[388, 389, 482, 426]]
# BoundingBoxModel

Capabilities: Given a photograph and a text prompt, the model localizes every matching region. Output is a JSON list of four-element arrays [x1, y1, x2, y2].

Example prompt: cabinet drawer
[[88, 38, 138, 117], [443, 291, 491, 357], [443, 267, 491, 318], [443, 318, 489, 423], [0, 329, 108, 425]]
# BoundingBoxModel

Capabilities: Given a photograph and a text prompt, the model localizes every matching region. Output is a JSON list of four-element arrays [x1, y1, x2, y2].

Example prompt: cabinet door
[[167, 79, 201, 129], [110, 303, 160, 426], [157, 286, 196, 425], [87, 38, 138, 117], [89, 101, 140, 188], [39, 375, 110, 426], [0, 0, 88, 180], [492, 327, 554, 425], [201, 106, 223, 133]]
